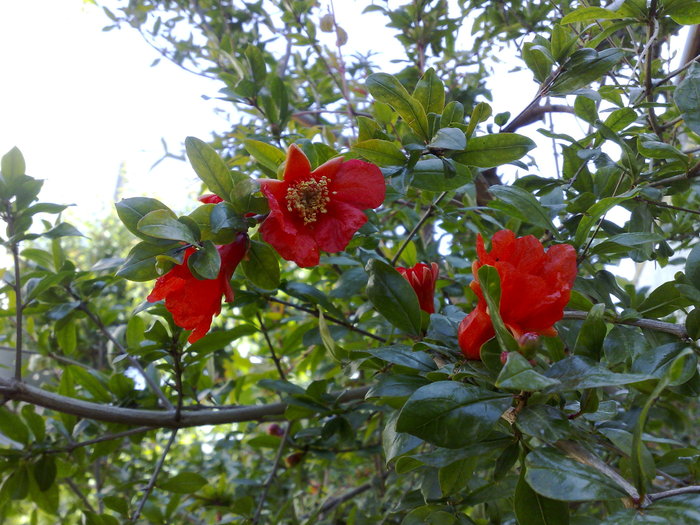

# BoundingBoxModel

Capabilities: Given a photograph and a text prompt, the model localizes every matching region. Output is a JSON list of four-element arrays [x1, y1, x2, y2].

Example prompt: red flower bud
[[396, 262, 439, 314], [198, 194, 224, 204], [500, 351, 509, 365], [147, 233, 249, 343], [459, 230, 577, 360], [284, 452, 305, 468], [267, 424, 284, 437]]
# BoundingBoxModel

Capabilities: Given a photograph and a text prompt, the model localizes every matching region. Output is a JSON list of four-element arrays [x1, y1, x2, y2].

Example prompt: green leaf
[[442, 101, 465, 126], [543, 355, 651, 392], [429, 128, 466, 151], [454, 133, 535, 168], [489, 185, 557, 232], [243, 139, 286, 173], [477, 265, 519, 353], [0, 407, 29, 444], [590, 232, 663, 256], [382, 411, 422, 463], [496, 353, 561, 391], [574, 189, 638, 248], [367, 345, 437, 372], [210, 201, 248, 234], [637, 137, 688, 162], [550, 48, 625, 95], [157, 472, 208, 494], [365, 258, 422, 336], [244, 44, 267, 86], [410, 159, 473, 191], [241, 240, 279, 290], [396, 381, 512, 448], [514, 468, 570, 525], [561, 6, 625, 24], [42, 222, 84, 239], [516, 405, 571, 443], [523, 42, 554, 83], [188, 241, 220, 280], [603, 494, 700, 523], [573, 303, 607, 361], [21, 406, 45, 442], [318, 311, 349, 361], [465, 102, 491, 137], [115, 197, 175, 244], [603, 107, 637, 132], [366, 73, 430, 140], [33, 456, 56, 492], [1, 146, 26, 180], [186, 324, 256, 355], [686, 243, 700, 291], [117, 242, 182, 282], [137, 210, 197, 244], [352, 139, 406, 166], [413, 67, 445, 115], [666, 1, 700, 24], [185, 136, 234, 200], [637, 281, 691, 319], [525, 448, 629, 501]]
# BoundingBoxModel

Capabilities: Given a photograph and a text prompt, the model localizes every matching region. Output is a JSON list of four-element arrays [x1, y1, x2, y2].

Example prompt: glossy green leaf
[[489, 185, 557, 232], [590, 233, 663, 256], [603, 494, 700, 523], [33, 456, 56, 492], [544, 355, 652, 392], [413, 67, 445, 115], [365, 258, 422, 336], [454, 133, 535, 168], [515, 468, 570, 525], [550, 48, 625, 95], [42, 222, 84, 239], [185, 136, 234, 200], [573, 303, 607, 361], [442, 101, 465, 126], [574, 189, 638, 248], [561, 6, 625, 24], [0, 407, 29, 444], [465, 102, 491, 137], [496, 352, 560, 391], [366, 73, 430, 140], [367, 345, 437, 372], [352, 139, 406, 166], [1, 146, 26, 181], [241, 240, 279, 290], [429, 128, 466, 151], [157, 472, 208, 493], [187, 241, 220, 280], [243, 139, 286, 173], [666, 1, 700, 24], [410, 159, 473, 191], [477, 265, 519, 353], [637, 281, 691, 319], [525, 448, 628, 501], [516, 405, 571, 443], [115, 197, 174, 244], [117, 242, 181, 282], [137, 210, 197, 244], [396, 381, 512, 448], [523, 42, 553, 83], [686, 243, 700, 292]]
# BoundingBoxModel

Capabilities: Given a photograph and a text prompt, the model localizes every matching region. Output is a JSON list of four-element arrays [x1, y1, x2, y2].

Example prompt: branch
[[649, 485, 700, 502], [257, 312, 286, 381], [563, 310, 688, 340], [131, 429, 178, 522], [77, 303, 174, 411], [46, 426, 154, 455], [0, 377, 369, 428], [391, 191, 448, 266], [253, 424, 291, 523], [502, 104, 574, 133]]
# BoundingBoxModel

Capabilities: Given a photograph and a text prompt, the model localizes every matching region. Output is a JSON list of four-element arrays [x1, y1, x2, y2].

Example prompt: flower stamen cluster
[[285, 176, 331, 225]]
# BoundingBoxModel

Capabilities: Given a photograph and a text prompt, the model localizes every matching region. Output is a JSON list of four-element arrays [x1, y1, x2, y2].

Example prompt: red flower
[[458, 230, 577, 360], [199, 194, 223, 204], [396, 262, 439, 314], [259, 144, 385, 267], [147, 233, 249, 343]]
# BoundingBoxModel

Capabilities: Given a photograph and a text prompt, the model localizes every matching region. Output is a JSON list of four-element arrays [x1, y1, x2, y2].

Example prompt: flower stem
[[391, 191, 448, 266]]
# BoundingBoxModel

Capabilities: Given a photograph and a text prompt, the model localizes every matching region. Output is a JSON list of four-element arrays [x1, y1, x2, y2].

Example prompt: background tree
[[1, 0, 700, 523]]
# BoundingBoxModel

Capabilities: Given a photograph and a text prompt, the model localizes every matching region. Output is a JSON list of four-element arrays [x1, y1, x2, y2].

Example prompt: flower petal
[[260, 212, 319, 267], [330, 159, 385, 209], [282, 144, 312, 185], [312, 200, 368, 254], [458, 304, 495, 360]]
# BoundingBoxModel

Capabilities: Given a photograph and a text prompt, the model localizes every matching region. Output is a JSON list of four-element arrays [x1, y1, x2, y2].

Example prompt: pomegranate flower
[[147, 233, 249, 343], [259, 144, 385, 268], [458, 230, 577, 360], [198, 194, 223, 204], [396, 262, 439, 314]]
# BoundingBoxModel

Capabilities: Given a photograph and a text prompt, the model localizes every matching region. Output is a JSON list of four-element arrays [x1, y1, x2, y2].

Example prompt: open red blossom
[[147, 233, 249, 343], [397, 262, 439, 314], [259, 144, 385, 267], [458, 230, 577, 360]]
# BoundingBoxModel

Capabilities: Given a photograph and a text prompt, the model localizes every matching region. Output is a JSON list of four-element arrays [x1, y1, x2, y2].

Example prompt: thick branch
[[0, 378, 369, 428]]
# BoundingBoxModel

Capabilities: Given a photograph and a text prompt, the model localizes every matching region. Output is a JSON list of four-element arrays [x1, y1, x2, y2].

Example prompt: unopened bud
[[518, 332, 540, 358], [284, 451, 305, 468], [500, 351, 510, 365], [267, 424, 284, 437]]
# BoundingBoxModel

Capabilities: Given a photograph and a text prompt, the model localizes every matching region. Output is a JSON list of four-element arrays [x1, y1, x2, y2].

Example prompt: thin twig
[[65, 477, 97, 513], [391, 191, 448, 266], [266, 296, 387, 343], [634, 196, 700, 216], [649, 485, 700, 502], [563, 310, 687, 339], [256, 312, 286, 381], [6, 212, 24, 381], [45, 426, 154, 455], [77, 303, 174, 410], [314, 473, 388, 520], [653, 53, 700, 87], [131, 429, 178, 523], [252, 424, 291, 523]]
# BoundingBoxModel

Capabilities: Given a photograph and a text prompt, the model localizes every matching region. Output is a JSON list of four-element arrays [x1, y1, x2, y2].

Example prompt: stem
[[252, 424, 291, 524], [634, 196, 700, 216], [131, 429, 178, 523], [256, 312, 286, 381], [391, 191, 448, 266], [654, 53, 700, 87], [649, 485, 700, 502], [77, 303, 174, 410], [45, 426, 154, 454], [11, 242, 22, 381], [65, 477, 97, 514], [563, 310, 687, 339]]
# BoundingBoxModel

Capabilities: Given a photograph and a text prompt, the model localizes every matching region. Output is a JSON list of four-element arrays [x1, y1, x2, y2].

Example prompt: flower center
[[285, 176, 331, 225]]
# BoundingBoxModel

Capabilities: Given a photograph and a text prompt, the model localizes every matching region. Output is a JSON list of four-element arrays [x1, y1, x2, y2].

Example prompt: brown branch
[[252, 424, 291, 523], [391, 191, 448, 265], [0, 377, 369, 428], [502, 104, 575, 133], [563, 310, 688, 340], [45, 426, 154, 455], [649, 485, 700, 502], [131, 428, 178, 522]]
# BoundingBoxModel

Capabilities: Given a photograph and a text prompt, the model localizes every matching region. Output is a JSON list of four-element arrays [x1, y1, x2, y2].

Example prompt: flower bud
[[284, 452, 305, 468], [267, 424, 284, 437], [500, 351, 510, 365], [518, 332, 540, 358]]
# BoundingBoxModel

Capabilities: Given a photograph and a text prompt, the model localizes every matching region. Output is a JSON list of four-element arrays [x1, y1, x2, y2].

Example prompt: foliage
[[1, 0, 700, 523]]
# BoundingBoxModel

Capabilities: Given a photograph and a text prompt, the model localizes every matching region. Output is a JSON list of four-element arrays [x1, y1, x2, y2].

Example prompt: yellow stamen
[[286, 176, 331, 225]]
